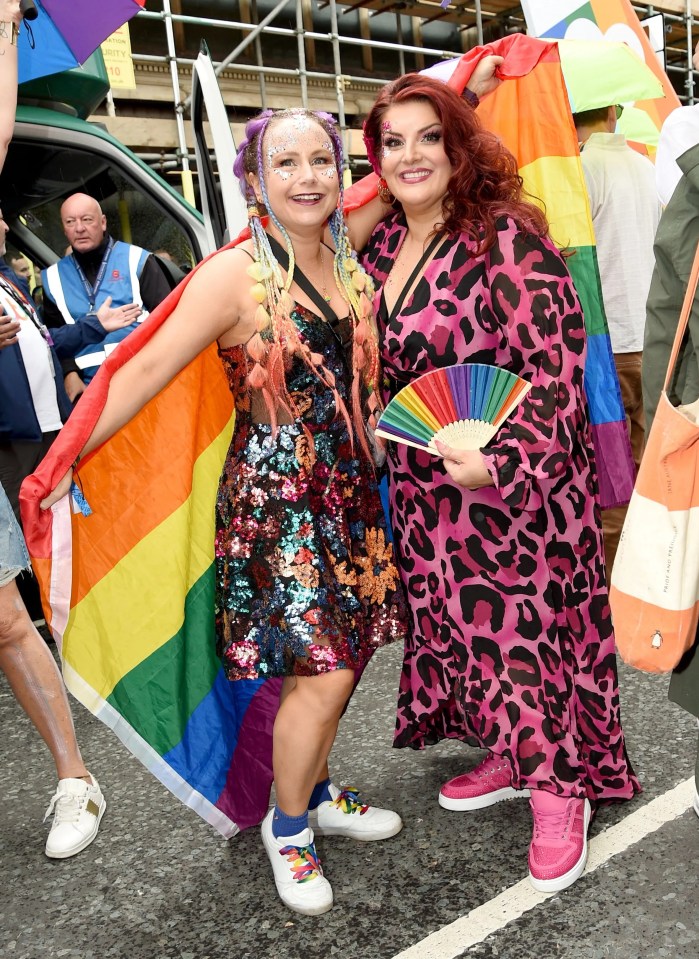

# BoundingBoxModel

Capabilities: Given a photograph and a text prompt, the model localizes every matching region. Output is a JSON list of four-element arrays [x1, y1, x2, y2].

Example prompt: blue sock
[[308, 778, 333, 810], [271, 805, 309, 840]]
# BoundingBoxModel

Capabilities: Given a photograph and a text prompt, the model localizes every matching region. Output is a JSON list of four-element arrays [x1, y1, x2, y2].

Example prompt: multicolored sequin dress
[[214, 303, 406, 680]]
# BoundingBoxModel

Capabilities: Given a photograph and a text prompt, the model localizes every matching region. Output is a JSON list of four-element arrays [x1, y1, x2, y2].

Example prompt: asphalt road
[[1, 640, 697, 959]]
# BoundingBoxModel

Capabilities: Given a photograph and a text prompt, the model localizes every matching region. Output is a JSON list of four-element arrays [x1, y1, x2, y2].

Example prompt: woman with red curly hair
[[358, 73, 640, 894]]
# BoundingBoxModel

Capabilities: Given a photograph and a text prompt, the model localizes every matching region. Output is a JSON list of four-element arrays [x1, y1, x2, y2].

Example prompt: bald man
[[41, 194, 173, 395]]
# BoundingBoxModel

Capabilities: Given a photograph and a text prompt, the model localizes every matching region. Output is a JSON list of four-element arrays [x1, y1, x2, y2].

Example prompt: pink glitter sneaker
[[528, 792, 592, 893], [438, 752, 530, 811]]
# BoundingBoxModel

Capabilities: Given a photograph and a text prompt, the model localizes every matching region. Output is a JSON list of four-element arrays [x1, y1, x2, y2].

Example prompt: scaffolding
[[117, 1, 699, 184]]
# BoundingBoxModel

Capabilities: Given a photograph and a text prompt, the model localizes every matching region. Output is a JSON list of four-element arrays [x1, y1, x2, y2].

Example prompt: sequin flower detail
[[356, 527, 399, 605]]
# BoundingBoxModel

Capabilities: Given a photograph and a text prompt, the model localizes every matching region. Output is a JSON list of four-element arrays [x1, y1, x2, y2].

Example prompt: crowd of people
[[1, 0, 697, 920]]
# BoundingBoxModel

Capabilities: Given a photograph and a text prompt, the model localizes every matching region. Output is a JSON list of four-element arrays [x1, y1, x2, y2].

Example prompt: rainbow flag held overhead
[[438, 34, 659, 506], [21, 243, 281, 838], [346, 33, 645, 509]]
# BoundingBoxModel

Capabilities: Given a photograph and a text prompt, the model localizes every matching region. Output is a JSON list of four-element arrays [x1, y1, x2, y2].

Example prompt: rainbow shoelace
[[278, 843, 322, 883], [332, 787, 369, 816]]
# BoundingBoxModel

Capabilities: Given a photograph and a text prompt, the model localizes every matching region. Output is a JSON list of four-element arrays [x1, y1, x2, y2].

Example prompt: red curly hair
[[363, 74, 549, 254]]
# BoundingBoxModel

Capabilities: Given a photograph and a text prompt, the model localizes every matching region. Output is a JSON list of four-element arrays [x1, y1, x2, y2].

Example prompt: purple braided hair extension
[[232, 109, 275, 196]]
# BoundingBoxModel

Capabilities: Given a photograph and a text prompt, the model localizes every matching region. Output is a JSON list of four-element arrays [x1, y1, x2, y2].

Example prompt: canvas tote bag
[[609, 241, 699, 673]]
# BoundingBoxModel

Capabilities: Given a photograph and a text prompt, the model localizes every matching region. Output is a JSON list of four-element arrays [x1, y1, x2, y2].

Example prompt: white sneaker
[[261, 809, 333, 916], [308, 784, 403, 841], [44, 774, 106, 859]]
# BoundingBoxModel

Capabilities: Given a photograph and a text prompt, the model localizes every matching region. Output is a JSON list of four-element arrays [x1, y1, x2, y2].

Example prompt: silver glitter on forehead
[[266, 131, 337, 180], [381, 121, 391, 131], [264, 123, 335, 170], [266, 142, 289, 167]]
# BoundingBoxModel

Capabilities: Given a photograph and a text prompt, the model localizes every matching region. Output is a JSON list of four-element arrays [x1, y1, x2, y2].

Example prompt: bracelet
[[463, 87, 479, 109], [0, 20, 17, 44]]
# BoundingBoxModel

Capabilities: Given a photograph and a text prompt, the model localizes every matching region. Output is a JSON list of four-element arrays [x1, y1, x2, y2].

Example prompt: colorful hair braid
[[233, 108, 382, 463]]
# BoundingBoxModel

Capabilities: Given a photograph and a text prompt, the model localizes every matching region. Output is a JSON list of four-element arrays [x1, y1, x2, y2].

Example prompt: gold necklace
[[319, 245, 332, 302], [385, 233, 420, 291]]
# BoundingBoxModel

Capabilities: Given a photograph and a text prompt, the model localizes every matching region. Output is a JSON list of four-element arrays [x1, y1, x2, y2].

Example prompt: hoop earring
[[377, 176, 395, 205]]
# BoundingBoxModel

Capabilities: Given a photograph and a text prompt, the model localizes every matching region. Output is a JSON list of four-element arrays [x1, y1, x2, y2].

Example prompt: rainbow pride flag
[[21, 246, 281, 838], [345, 34, 637, 508], [441, 35, 640, 507]]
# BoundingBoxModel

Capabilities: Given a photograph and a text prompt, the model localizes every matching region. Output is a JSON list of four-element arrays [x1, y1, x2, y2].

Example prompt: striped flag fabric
[[422, 34, 638, 508], [20, 242, 281, 838]]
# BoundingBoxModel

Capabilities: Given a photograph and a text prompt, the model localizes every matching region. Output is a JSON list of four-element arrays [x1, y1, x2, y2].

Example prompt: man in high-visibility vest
[[41, 192, 173, 399]]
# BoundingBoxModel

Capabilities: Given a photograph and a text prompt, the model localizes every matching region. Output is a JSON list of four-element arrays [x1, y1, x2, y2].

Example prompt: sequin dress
[[214, 303, 407, 680]]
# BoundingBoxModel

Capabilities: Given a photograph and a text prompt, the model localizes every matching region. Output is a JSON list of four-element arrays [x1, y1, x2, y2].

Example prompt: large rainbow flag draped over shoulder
[[21, 244, 282, 838]]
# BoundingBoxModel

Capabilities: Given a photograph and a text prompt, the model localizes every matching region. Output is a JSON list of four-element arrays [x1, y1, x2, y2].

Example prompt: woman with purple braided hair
[[41, 108, 408, 916]]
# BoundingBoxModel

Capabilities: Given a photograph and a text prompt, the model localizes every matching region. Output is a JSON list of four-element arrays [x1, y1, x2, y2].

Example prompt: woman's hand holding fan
[[434, 440, 494, 490], [375, 363, 532, 457]]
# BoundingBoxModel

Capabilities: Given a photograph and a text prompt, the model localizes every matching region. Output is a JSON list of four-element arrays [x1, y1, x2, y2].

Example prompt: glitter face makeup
[[378, 100, 453, 217], [254, 115, 340, 231]]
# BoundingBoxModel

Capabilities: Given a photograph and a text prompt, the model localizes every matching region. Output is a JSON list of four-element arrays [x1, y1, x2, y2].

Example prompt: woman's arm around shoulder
[[44, 246, 254, 500], [344, 196, 395, 254]]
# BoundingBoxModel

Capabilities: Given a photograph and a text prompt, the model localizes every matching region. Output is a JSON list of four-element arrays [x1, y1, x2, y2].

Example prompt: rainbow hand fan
[[376, 364, 532, 455]]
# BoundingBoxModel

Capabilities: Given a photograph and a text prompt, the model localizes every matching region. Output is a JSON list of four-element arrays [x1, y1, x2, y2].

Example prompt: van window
[[1, 137, 196, 272]]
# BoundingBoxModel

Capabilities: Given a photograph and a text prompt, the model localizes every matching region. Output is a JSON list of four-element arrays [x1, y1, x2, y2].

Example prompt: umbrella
[[557, 38, 664, 113], [17, 0, 146, 84], [424, 37, 663, 117]]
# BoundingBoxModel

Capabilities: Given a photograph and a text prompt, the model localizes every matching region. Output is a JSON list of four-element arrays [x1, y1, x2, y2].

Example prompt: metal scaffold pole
[[252, 0, 268, 109], [475, 0, 484, 45], [687, 0, 695, 103], [213, 0, 293, 80], [328, 0, 351, 187], [296, 0, 309, 108], [161, 0, 194, 205]]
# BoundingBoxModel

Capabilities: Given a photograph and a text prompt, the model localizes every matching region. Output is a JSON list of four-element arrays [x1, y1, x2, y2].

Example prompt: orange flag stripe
[[476, 60, 579, 169], [69, 347, 233, 606]]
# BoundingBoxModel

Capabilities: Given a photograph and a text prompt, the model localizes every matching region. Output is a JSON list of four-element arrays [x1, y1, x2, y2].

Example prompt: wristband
[[0, 20, 19, 44], [463, 88, 479, 109]]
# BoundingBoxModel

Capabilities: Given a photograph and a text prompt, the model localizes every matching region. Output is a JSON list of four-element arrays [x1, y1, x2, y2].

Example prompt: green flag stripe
[[106, 564, 218, 755]]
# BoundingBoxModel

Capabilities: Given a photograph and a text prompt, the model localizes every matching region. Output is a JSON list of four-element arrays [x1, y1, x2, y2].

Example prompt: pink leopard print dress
[[364, 214, 640, 803]]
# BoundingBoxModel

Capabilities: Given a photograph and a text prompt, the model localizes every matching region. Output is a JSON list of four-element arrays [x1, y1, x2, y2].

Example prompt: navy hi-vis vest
[[42, 241, 149, 382]]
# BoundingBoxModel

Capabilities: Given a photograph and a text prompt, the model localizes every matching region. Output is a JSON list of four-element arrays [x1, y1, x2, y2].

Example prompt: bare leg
[[274, 669, 355, 816], [0, 579, 89, 782]]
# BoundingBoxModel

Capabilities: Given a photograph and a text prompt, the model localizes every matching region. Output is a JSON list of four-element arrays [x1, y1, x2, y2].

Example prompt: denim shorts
[[0, 482, 31, 588]]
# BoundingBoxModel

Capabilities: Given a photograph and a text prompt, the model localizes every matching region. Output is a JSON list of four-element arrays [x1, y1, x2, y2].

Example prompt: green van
[[0, 47, 246, 283]]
